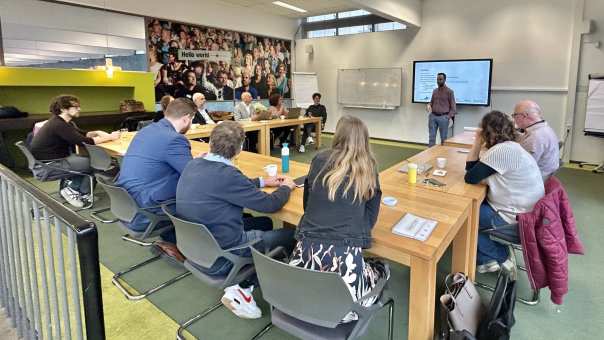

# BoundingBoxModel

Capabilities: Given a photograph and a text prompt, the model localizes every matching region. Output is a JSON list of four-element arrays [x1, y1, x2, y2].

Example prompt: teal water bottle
[[281, 143, 290, 173]]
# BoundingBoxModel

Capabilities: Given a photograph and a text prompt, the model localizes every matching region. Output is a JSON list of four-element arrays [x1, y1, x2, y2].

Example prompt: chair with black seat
[[136, 119, 154, 131], [162, 204, 282, 340], [84, 143, 120, 223], [249, 247, 394, 340], [15, 140, 95, 209], [95, 175, 191, 300], [475, 210, 540, 306]]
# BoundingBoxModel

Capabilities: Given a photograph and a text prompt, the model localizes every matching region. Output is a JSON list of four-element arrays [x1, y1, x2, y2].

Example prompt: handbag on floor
[[439, 272, 485, 339], [477, 272, 517, 340]]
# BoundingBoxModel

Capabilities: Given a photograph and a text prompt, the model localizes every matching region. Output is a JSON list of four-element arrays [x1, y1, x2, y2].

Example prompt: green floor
[[23, 137, 604, 339]]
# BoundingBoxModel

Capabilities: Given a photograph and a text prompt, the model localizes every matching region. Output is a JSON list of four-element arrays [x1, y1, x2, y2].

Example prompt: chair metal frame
[[161, 204, 268, 340], [15, 141, 95, 210], [475, 208, 540, 306], [249, 247, 394, 340], [83, 143, 120, 223], [95, 176, 190, 301]]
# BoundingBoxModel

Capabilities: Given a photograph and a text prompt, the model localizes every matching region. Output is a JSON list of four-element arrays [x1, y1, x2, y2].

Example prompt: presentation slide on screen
[[413, 60, 492, 105]]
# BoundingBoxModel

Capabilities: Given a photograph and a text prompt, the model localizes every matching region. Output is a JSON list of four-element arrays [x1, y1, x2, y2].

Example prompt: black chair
[[96, 176, 190, 300], [15, 141, 95, 209], [83, 143, 120, 223]]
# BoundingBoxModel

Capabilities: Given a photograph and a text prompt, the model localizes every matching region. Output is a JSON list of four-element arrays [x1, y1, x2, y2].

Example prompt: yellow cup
[[408, 163, 418, 184]]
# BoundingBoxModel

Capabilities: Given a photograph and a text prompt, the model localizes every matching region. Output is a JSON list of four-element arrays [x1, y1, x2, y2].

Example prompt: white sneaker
[[500, 258, 515, 272], [307, 136, 315, 145], [298, 145, 305, 153], [476, 260, 500, 274], [60, 187, 84, 208], [221, 284, 262, 319]]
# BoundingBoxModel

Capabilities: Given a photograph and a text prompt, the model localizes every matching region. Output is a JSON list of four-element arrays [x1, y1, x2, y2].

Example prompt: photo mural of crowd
[[147, 18, 292, 102]]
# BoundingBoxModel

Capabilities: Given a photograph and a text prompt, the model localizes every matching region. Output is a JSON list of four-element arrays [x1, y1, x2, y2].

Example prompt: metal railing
[[0, 163, 105, 340]]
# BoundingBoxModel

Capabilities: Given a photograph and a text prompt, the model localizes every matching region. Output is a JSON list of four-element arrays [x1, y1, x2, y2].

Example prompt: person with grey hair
[[176, 121, 296, 319], [192, 92, 215, 125], [233, 92, 260, 152], [512, 100, 560, 178], [233, 92, 256, 121]]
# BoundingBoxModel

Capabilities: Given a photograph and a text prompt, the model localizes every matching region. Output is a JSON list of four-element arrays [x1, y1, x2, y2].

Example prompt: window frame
[[302, 13, 405, 39]]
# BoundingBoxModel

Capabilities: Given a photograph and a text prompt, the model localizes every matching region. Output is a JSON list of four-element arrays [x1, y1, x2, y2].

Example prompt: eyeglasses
[[511, 112, 523, 118]]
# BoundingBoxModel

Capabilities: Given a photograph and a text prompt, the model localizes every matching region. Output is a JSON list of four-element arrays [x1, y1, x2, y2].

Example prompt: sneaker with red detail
[[221, 284, 262, 319]]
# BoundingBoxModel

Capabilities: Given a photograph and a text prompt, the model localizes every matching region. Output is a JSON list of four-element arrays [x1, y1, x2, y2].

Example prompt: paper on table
[[392, 213, 438, 242]]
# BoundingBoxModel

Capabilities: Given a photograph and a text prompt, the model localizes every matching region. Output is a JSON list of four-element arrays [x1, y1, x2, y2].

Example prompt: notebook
[[391, 213, 437, 242], [398, 163, 432, 175]]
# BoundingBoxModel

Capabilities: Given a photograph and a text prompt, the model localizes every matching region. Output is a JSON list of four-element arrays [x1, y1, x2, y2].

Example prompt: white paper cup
[[436, 157, 447, 169], [264, 164, 278, 177], [280, 115, 285, 120]]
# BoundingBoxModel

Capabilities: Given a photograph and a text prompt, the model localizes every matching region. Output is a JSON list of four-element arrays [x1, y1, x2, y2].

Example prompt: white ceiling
[[220, 0, 358, 18]]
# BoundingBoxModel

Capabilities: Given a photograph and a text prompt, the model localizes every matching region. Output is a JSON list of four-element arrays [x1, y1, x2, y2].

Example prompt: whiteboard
[[585, 76, 604, 134], [292, 72, 319, 108], [338, 68, 402, 109]]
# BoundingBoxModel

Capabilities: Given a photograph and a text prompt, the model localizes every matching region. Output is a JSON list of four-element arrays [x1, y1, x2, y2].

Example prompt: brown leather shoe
[[153, 241, 186, 263]]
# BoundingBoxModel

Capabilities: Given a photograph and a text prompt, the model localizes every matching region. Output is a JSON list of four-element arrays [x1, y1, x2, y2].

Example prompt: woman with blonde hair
[[289, 115, 389, 322]]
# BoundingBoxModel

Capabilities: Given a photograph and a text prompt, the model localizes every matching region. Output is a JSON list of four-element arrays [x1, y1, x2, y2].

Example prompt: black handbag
[[477, 272, 517, 340], [0, 106, 28, 119]]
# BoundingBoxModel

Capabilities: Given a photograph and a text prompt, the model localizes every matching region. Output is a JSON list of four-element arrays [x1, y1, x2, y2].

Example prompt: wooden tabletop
[[185, 121, 266, 139], [380, 145, 486, 202], [97, 136, 473, 340], [444, 130, 476, 149]]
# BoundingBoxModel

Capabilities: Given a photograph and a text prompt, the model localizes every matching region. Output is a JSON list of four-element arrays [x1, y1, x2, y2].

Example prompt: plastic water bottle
[[281, 143, 290, 173]]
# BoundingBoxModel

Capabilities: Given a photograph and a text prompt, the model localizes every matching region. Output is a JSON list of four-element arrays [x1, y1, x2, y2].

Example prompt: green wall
[[0, 67, 155, 169], [0, 67, 155, 113], [0, 86, 134, 113]]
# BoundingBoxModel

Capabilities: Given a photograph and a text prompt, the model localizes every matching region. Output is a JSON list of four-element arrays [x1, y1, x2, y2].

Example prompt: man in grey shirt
[[426, 73, 456, 146], [512, 100, 560, 178]]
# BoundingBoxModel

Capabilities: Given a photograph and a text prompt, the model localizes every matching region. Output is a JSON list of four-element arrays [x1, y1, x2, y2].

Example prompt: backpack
[[477, 272, 517, 340]]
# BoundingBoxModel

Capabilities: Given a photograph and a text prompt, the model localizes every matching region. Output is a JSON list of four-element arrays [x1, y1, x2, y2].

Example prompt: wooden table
[[444, 130, 476, 149], [262, 116, 322, 151], [185, 121, 269, 155], [97, 137, 475, 340], [380, 145, 487, 280]]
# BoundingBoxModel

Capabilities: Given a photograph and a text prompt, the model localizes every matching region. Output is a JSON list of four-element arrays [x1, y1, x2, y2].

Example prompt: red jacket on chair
[[517, 176, 584, 305]]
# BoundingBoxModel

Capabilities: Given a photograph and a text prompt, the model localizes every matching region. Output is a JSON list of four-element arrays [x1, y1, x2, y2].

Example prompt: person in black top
[[288, 115, 389, 323], [30, 95, 119, 208], [174, 70, 216, 100], [252, 63, 268, 99], [299, 92, 327, 153], [214, 70, 234, 100]]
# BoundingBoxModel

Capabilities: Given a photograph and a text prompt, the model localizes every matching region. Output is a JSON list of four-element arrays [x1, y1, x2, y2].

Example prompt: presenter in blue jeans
[[427, 73, 456, 146]]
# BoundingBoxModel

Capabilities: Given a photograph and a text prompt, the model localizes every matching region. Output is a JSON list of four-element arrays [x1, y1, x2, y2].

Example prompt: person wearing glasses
[[512, 100, 560, 179], [30, 95, 119, 208]]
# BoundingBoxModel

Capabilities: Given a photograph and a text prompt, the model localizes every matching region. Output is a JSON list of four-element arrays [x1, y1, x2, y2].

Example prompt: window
[[375, 22, 407, 32], [306, 13, 336, 23], [338, 25, 372, 36], [337, 9, 370, 19], [307, 29, 337, 39]]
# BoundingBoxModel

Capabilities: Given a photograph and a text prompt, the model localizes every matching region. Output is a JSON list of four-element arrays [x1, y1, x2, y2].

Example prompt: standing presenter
[[426, 72, 456, 146]]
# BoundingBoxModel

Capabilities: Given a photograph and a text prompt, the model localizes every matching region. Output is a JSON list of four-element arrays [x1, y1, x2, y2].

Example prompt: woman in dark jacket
[[289, 115, 389, 323]]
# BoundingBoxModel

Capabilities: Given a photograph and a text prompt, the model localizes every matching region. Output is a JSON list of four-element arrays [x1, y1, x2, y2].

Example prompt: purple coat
[[517, 176, 584, 305]]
